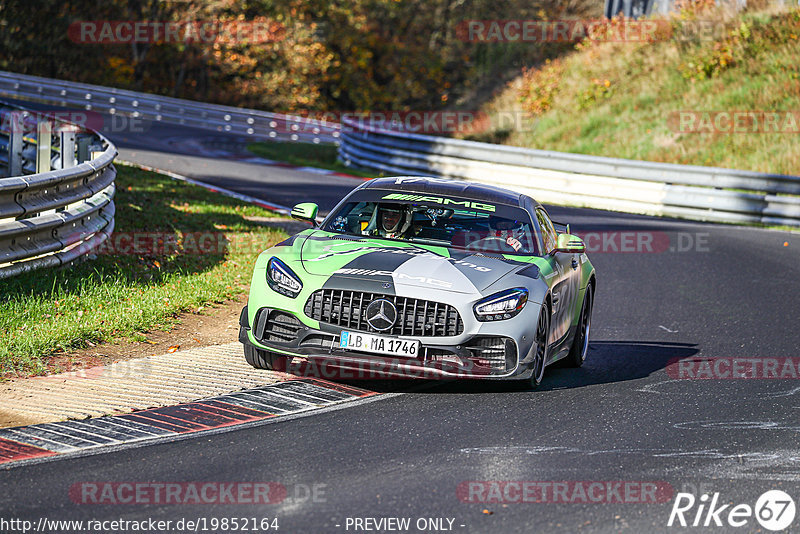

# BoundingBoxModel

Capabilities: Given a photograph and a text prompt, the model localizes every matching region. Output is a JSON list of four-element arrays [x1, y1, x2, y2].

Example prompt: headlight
[[474, 288, 528, 321], [267, 257, 302, 298]]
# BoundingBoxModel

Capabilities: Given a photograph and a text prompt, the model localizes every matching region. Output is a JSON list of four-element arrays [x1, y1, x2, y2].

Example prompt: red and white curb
[[0, 379, 377, 467]]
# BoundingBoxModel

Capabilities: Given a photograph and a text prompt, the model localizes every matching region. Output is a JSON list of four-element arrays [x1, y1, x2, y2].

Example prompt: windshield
[[323, 190, 540, 255]]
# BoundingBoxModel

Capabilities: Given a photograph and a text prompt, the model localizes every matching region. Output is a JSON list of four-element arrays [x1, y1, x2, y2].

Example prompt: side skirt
[[546, 324, 579, 366]]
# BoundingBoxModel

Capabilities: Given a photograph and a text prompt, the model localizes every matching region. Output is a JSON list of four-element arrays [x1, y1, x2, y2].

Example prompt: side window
[[536, 209, 557, 253]]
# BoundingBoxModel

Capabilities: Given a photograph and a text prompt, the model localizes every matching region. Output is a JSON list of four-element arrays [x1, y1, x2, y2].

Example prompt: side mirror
[[291, 202, 318, 225], [555, 233, 585, 254]]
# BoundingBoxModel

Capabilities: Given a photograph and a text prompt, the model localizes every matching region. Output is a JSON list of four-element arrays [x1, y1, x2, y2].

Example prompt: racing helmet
[[374, 203, 412, 236]]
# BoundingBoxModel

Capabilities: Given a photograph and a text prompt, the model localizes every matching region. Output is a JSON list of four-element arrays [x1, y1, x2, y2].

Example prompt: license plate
[[339, 331, 420, 357]]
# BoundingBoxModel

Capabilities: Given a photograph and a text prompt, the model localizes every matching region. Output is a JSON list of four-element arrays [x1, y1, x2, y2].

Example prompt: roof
[[362, 176, 523, 206]]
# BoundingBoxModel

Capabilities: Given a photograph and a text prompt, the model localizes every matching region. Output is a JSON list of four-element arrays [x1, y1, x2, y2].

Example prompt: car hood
[[298, 233, 523, 294]]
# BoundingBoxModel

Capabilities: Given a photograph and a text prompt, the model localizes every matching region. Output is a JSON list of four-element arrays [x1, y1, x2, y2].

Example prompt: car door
[[536, 208, 579, 343]]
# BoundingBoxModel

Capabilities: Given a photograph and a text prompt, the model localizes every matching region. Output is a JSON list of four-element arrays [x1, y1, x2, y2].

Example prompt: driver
[[488, 216, 528, 252], [372, 204, 412, 239]]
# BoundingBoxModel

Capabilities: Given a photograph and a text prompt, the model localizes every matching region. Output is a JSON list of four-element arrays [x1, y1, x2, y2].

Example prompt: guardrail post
[[55, 130, 77, 214], [8, 112, 23, 177], [60, 131, 76, 169], [76, 135, 91, 163], [36, 118, 52, 173]]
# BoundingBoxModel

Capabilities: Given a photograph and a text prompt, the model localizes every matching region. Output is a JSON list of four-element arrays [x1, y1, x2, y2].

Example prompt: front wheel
[[244, 344, 286, 371], [564, 286, 593, 368], [527, 304, 550, 389]]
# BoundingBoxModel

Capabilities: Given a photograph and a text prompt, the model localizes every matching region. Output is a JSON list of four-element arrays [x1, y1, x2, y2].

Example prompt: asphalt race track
[[1, 111, 799, 533], [110, 124, 365, 213]]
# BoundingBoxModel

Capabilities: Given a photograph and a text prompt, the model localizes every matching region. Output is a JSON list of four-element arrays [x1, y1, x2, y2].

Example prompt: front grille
[[304, 289, 464, 337], [254, 309, 302, 343], [465, 337, 516, 372]]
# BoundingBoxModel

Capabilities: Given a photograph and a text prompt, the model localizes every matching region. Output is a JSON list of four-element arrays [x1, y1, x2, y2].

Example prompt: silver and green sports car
[[239, 176, 596, 388]]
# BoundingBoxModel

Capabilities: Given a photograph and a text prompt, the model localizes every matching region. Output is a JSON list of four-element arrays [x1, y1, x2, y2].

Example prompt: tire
[[244, 344, 285, 371], [527, 304, 550, 389], [565, 285, 593, 368]]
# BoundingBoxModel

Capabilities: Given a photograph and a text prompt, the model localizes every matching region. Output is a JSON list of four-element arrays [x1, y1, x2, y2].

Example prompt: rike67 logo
[[668, 490, 796, 531]]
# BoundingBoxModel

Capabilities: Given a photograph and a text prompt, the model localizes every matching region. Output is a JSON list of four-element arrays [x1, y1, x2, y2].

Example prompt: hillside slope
[[474, 4, 800, 175]]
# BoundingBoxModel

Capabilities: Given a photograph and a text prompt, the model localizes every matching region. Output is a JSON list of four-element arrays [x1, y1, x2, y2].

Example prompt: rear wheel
[[565, 285, 593, 368], [244, 344, 286, 371], [527, 304, 550, 389]]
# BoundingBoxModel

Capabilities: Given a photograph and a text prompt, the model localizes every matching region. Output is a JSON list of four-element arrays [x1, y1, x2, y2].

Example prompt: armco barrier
[[338, 118, 800, 227], [0, 101, 116, 279], [3, 71, 798, 227], [0, 71, 339, 144]]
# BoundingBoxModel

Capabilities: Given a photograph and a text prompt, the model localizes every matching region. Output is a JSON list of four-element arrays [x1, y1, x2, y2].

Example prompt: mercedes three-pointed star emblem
[[365, 298, 397, 331]]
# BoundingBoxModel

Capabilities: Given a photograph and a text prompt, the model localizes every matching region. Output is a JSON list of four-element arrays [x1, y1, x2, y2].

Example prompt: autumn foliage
[[0, 0, 599, 113]]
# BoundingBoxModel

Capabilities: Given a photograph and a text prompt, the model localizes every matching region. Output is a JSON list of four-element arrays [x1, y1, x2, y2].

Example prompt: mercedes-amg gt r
[[239, 177, 595, 388]]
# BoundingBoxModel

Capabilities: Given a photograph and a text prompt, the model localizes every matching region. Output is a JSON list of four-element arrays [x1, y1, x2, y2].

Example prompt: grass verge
[[247, 141, 379, 178], [0, 164, 288, 378]]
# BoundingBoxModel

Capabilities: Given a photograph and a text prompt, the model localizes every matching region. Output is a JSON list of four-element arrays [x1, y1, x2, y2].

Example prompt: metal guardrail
[[4, 71, 798, 228], [0, 101, 116, 279], [339, 118, 800, 227], [0, 71, 340, 145]]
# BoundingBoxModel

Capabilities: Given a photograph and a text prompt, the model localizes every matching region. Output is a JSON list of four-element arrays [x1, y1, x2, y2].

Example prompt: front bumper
[[239, 305, 530, 380]]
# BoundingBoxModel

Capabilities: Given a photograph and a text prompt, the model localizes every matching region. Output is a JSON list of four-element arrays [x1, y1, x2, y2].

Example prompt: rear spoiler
[[552, 220, 571, 234]]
